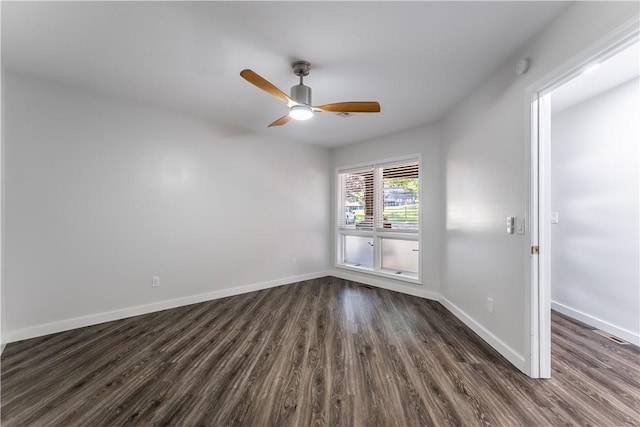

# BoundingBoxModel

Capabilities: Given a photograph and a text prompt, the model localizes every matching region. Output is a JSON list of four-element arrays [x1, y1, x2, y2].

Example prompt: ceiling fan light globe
[[289, 105, 313, 121]]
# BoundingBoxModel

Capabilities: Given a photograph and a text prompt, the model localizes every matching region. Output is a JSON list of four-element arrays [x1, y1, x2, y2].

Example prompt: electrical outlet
[[152, 276, 160, 288], [487, 298, 494, 314], [291, 258, 297, 266]]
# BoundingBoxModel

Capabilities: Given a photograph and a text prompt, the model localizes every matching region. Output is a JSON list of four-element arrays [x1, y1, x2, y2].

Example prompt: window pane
[[380, 162, 419, 231], [381, 239, 418, 274], [340, 170, 373, 229], [337, 158, 420, 282], [344, 235, 373, 268]]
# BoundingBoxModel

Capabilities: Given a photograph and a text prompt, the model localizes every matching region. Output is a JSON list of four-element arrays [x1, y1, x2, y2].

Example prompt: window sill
[[335, 263, 421, 285], [338, 228, 419, 240]]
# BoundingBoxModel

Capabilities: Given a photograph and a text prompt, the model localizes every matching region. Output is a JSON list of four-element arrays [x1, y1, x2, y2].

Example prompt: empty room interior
[[549, 42, 639, 348], [1, 2, 639, 426]]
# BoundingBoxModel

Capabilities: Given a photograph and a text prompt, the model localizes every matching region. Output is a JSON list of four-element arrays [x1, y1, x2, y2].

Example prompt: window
[[337, 157, 420, 283]]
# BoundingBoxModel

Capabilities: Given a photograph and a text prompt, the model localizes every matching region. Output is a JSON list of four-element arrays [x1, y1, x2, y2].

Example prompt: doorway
[[528, 24, 639, 378]]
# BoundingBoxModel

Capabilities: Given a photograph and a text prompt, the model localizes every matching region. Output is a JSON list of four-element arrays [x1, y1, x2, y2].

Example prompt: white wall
[[330, 124, 441, 299], [440, 1, 639, 372], [551, 78, 639, 344], [3, 71, 330, 341]]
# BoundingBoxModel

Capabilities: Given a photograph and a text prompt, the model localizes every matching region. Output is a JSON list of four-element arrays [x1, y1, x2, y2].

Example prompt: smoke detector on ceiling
[[516, 58, 530, 76]]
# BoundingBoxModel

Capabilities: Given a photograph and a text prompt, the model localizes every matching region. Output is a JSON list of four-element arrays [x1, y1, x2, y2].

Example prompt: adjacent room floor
[[2, 277, 639, 426]]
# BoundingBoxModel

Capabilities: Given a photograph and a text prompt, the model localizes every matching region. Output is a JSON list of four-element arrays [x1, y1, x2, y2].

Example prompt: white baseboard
[[331, 272, 526, 373], [3, 271, 531, 378], [330, 269, 440, 301], [4, 271, 330, 344], [439, 297, 526, 373], [551, 301, 640, 346]]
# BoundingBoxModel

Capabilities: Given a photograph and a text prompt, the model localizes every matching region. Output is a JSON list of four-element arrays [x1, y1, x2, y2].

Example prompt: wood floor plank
[[2, 277, 639, 426]]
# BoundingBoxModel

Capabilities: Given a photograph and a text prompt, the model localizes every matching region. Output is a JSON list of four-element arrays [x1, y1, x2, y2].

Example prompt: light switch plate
[[550, 212, 559, 224], [507, 217, 515, 234], [516, 218, 525, 234]]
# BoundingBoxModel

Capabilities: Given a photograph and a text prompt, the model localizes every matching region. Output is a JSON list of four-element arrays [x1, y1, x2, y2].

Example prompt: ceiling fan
[[240, 61, 381, 127]]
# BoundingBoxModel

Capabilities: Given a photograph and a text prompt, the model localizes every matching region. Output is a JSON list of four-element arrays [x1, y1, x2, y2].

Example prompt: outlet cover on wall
[[516, 218, 525, 234], [152, 276, 160, 288], [487, 298, 494, 314]]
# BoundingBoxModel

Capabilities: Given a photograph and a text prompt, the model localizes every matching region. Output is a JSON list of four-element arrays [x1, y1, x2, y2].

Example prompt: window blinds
[[339, 161, 419, 232], [376, 161, 419, 231], [339, 168, 373, 228]]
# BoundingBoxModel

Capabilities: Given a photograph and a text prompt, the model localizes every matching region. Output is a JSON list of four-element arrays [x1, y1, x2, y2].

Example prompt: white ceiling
[[551, 42, 640, 114], [2, 1, 571, 147]]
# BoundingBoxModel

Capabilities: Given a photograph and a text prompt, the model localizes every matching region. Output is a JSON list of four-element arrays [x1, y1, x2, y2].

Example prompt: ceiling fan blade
[[267, 114, 292, 127], [240, 69, 294, 106], [314, 101, 381, 113]]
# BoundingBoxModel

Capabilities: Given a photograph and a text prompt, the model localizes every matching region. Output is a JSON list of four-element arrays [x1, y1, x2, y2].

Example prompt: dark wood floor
[[2, 277, 639, 426]]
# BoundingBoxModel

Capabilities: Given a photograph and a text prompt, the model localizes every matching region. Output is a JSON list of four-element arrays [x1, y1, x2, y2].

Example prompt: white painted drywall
[[330, 123, 442, 296], [3, 72, 330, 337], [440, 1, 639, 369], [551, 78, 640, 343]]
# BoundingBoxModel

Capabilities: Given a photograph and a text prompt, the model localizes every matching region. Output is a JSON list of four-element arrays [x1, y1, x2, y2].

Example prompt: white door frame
[[526, 17, 639, 378], [528, 92, 551, 378]]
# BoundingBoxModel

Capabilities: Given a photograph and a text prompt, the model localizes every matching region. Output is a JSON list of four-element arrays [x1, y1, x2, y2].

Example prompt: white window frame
[[335, 154, 422, 284]]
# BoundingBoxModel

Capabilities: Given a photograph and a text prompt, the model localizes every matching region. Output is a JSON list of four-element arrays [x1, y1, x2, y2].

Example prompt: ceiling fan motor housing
[[291, 84, 312, 106]]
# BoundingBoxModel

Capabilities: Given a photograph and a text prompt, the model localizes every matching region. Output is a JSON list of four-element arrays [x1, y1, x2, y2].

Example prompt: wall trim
[[440, 297, 526, 373], [4, 271, 330, 344], [3, 271, 532, 377], [551, 300, 640, 346], [330, 268, 440, 301]]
